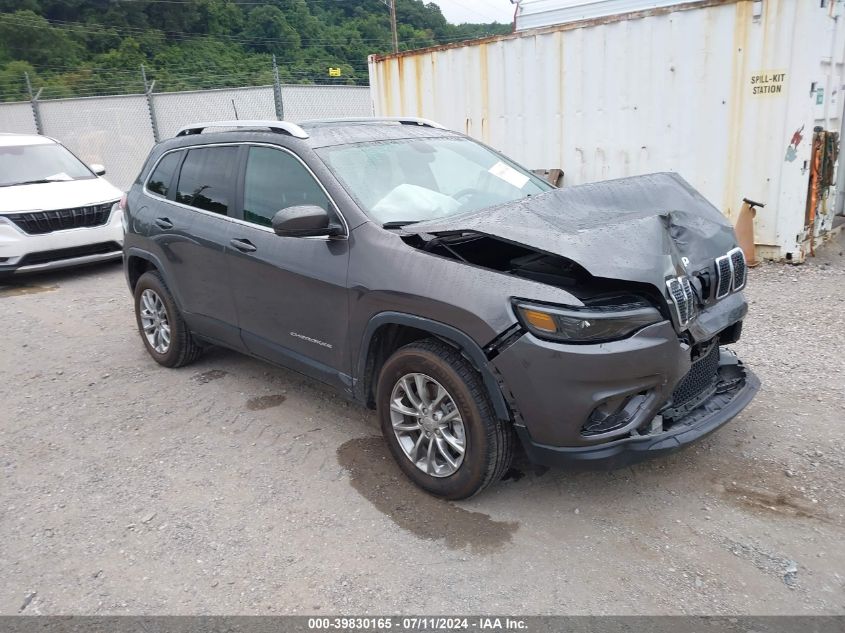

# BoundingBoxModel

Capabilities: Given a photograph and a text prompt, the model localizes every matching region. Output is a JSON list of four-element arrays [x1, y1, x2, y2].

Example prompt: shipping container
[[369, 0, 845, 262]]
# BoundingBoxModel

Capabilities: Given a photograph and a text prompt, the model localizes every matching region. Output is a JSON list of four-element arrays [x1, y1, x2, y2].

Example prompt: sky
[[431, 0, 516, 24]]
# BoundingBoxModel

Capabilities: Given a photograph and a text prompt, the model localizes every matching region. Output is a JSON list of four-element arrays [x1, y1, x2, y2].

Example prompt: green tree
[[243, 5, 300, 58], [0, 0, 509, 101], [0, 10, 84, 67]]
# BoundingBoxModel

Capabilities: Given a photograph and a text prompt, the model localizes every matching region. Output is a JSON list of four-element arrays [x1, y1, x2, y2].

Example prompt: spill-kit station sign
[[750, 70, 787, 95]]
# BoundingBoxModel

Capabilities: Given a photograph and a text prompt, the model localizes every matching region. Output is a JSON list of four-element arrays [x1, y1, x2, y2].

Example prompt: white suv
[[0, 133, 124, 278]]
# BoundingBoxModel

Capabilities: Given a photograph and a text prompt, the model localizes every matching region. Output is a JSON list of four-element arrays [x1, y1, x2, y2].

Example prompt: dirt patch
[[192, 369, 229, 384], [0, 284, 58, 298], [716, 480, 830, 523], [246, 394, 287, 411], [337, 437, 518, 554]]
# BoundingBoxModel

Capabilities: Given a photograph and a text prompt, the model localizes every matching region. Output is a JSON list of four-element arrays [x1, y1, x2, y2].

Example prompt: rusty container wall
[[369, 0, 845, 262]]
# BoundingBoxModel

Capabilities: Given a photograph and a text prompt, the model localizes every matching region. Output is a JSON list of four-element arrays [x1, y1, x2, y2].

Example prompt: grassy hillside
[[0, 0, 509, 101]]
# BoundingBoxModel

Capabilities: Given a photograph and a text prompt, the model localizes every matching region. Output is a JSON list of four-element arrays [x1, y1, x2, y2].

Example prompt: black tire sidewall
[[133, 272, 184, 367], [377, 344, 494, 500]]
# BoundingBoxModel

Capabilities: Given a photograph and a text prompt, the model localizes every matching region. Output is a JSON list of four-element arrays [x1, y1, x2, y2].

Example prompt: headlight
[[514, 299, 663, 343]]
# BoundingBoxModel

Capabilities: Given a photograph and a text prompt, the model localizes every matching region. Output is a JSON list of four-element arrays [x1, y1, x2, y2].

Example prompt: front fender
[[354, 312, 512, 422]]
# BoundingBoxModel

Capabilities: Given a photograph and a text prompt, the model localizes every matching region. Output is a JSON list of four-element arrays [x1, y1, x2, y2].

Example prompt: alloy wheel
[[389, 372, 466, 477], [139, 288, 171, 354]]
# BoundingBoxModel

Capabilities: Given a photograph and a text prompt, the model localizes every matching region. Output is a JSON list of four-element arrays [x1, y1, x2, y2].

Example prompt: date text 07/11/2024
[[307, 617, 528, 630]]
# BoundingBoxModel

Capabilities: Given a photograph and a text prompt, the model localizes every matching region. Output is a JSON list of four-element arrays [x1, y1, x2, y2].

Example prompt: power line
[[0, 11, 501, 47]]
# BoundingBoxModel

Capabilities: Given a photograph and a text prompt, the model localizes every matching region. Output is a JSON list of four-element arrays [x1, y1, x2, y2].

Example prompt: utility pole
[[389, 0, 399, 54], [379, 0, 399, 53]]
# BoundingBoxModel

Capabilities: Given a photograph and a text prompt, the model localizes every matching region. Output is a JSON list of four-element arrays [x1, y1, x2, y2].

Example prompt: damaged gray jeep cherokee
[[124, 117, 760, 499]]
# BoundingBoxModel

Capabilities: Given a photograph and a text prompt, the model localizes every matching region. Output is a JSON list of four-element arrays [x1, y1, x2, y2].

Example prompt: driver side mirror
[[272, 205, 343, 238], [89, 163, 106, 176]]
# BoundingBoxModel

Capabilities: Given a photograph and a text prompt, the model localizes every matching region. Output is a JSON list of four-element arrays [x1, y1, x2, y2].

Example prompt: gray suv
[[123, 118, 760, 499]]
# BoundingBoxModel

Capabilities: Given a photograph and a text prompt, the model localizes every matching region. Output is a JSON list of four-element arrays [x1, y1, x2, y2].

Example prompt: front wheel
[[376, 339, 514, 499]]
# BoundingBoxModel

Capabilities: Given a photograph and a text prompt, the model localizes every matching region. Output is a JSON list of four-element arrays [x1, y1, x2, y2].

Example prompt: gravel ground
[[1, 233, 844, 615]]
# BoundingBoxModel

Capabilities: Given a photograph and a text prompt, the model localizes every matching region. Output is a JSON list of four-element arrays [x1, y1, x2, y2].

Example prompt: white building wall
[[369, 0, 845, 261]]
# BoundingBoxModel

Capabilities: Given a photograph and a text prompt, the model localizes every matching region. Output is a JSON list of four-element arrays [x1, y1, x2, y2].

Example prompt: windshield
[[0, 143, 95, 187], [316, 137, 552, 225]]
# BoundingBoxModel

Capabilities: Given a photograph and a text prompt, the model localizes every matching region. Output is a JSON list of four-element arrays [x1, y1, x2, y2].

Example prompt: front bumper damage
[[515, 357, 759, 469], [492, 319, 760, 470]]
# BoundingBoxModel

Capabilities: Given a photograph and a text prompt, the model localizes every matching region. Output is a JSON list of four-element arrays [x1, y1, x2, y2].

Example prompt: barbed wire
[[0, 66, 369, 101]]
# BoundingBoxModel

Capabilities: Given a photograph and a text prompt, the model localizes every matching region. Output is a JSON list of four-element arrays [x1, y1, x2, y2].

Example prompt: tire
[[133, 270, 202, 368], [376, 338, 514, 499]]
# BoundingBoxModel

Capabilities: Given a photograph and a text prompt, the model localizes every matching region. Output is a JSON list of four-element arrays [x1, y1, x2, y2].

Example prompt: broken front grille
[[666, 276, 695, 327], [667, 342, 721, 418], [6, 202, 115, 235]]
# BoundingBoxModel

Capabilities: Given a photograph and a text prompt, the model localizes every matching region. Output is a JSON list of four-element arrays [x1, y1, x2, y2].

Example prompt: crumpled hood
[[0, 177, 122, 214], [410, 172, 738, 290]]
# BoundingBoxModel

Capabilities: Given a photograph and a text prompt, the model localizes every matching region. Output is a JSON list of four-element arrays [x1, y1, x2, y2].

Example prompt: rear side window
[[146, 151, 181, 197], [175, 146, 239, 215], [243, 146, 330, 227]]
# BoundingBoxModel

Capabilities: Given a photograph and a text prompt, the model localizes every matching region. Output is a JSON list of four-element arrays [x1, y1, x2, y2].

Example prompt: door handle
[[154, 217, 173, 230], [230, 238, 257, 253]]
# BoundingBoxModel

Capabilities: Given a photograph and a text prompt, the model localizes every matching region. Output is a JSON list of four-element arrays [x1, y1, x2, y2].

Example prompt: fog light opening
[[582, 392, 649, 437]]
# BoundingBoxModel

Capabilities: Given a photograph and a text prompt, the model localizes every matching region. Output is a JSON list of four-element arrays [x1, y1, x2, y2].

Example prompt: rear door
[[145, 145, 243, 348], [226, 144, 351, 388]]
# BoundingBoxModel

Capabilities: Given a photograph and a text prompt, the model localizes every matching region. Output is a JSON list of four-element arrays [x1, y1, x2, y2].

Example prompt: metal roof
[[516, 0, 693, 31]]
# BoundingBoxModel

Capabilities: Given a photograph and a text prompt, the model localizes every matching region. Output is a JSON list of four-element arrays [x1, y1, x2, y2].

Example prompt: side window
[[175, 146, 239, 215], [243, 146, 330, 227], [146, 151, 181, 197]]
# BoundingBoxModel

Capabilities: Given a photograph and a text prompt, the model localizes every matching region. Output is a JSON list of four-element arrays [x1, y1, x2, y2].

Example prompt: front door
[[227, 145, 351, 388]]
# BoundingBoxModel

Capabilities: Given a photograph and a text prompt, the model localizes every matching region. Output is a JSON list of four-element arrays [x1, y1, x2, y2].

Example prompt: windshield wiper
[[0, 178, 67, 187], [382, 220, 421, 229]]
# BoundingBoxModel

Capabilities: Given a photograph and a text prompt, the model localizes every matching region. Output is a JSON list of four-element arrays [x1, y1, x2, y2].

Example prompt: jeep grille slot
[[729, 247, 747, 291], [714, 254, 732, 299], [666, 276, 694, 328]]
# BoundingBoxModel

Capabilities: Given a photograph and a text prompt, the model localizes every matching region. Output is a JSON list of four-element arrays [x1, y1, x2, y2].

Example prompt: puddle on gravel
[[337, 436, 518, 553], [192, 369, 229, 384], [246, 394, 287, 411], [716, 480, 831, 523], [0, 284, 58, 298]]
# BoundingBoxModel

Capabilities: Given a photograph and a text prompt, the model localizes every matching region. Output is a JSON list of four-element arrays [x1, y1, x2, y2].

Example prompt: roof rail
[[175, 120, 309, 139], [299, 117, 446, 130]]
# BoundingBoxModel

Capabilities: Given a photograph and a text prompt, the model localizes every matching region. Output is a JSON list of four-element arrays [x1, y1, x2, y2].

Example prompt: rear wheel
[[133, 271, 201, 367], [376, 339, 514, 499]]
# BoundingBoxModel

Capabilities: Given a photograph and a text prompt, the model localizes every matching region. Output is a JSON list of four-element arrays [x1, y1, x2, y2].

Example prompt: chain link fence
[[0, 84, 372, 190]]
